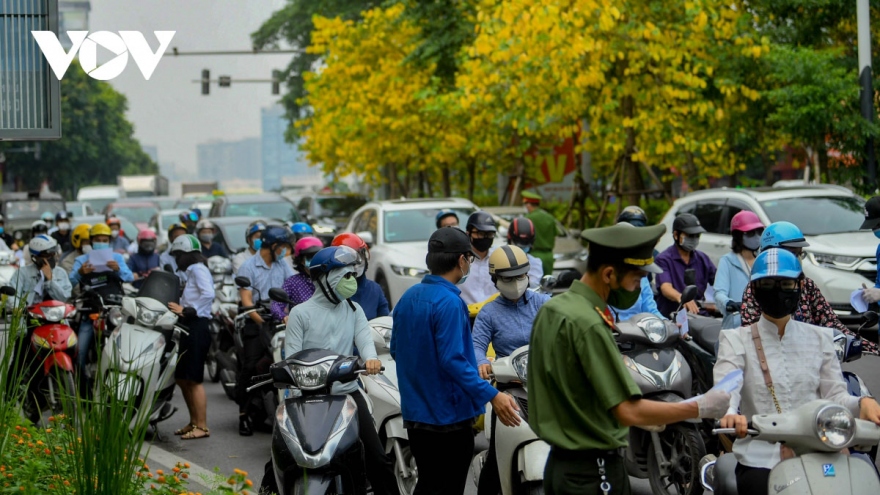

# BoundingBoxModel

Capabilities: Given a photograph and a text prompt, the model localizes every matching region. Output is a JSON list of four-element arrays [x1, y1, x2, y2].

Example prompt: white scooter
[[701, 399, 880, 494], [359, 316, 418, 495], [97, 271, 184, 435]]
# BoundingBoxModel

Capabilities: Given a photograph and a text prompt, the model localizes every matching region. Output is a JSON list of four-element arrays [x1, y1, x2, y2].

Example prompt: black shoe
[[239, 415, 253, 436]]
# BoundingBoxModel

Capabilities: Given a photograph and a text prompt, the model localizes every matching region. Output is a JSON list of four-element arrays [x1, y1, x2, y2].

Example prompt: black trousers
[[544, 448, 630, 495], [477, 413, 501, 495], [235, 328, 266, 414], [259, 390, 399, 495], [409, 425, 474, 495], [735, 464, 770, 495]]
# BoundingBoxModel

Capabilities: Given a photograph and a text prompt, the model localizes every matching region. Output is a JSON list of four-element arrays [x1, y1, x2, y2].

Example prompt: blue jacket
[[875, 244, 880, 288], [127, 251, 161, 289], [472, 290, 550, 366], [611, 277, 663, 321], [391, 275, 498, 426], [351, 275, 390, 321], [713, 252, 751, 317]]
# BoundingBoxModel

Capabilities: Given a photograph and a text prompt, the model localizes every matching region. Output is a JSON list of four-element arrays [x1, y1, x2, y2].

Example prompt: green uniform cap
[[521, 190, 542, 203], [581, 223, 666, 274]]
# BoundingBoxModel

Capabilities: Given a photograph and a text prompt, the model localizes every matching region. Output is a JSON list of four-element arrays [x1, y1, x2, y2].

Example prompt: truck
[[117, 175, 169, 198], [181, 181, 218, 197]]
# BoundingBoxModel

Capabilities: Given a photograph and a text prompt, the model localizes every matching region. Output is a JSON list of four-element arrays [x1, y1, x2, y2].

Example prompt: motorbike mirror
[[680, 285, 697, 305], [684, 268, 696, 287], [555, 270, 580, 289], [0, 286, 14, 296], [234, 276, 252, 289], [860, 311, 879, 330], [163, 264, 173, 272], [269, 288, 292, 305], [540, 275, 557, 291]]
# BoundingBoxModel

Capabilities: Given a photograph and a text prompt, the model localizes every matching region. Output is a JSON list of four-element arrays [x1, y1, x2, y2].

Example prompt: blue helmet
[[760, 221, 810, 251], [435, 209, 459, 228], [308, 246, 359, 276], [751, 248, 803, 281], [245, 220, 266, 241], [291, 222, 313, 234], [261, 225, 292, 249]]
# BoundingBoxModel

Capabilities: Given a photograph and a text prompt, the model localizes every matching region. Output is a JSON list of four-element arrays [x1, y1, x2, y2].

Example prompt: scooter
[[207, 255, 238, 383], [250, 349, 380, 494], [470, 344, 549, 495], [97, 270, 183, 434], [617, 285, 706, 495], [0, 251, 18, 287], [700, 399, 880, 494]]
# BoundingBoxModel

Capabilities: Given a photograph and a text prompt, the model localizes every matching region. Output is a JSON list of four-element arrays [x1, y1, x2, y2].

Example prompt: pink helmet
[[294, 237, 324, 258], [730, 211, 764, 233], [137, 229, 158, 241]]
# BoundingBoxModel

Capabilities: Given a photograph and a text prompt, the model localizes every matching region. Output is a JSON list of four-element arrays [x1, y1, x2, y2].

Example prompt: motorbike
[[0, 251, 18, 287], [206, 255, 238, 383], [250, 349, 380, 494], [700, 399, 880, 494], [617, 285, 706, 495], [97, 270, 184, 434], [74, 290, 125, 389], [359, 316, 419, 495]]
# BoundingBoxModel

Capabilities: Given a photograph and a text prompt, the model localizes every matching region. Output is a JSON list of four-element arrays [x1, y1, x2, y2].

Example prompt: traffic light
[[272, 70, 281, 95], [201, 69, 210, 95]]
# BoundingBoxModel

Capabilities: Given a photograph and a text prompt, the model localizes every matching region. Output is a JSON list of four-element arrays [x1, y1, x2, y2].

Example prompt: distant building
[[58, 1, 91, 49], [197, 138, 261, 182], [261, 105, 313, 191]]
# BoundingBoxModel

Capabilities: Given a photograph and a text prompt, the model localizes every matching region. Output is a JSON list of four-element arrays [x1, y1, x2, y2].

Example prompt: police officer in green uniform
[[528, 223, 731, 495], [522, 191, 557, 276]]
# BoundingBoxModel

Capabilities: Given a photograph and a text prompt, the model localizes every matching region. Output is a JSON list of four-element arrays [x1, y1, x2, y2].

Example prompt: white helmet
[[29, 234, 58, 257], [196, 219, 215, 231], [170, 234, 201, 254]]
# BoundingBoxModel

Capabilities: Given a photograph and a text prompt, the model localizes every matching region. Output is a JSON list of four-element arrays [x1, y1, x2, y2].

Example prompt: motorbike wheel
[[525, 481, 544, 495], [394, 443, 418, 495], [647, 424, 706, 495], [206, 353, 220, 383]]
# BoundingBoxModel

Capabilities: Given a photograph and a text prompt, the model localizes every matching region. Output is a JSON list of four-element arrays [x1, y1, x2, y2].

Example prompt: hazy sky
[[89, 0, 292, 179]]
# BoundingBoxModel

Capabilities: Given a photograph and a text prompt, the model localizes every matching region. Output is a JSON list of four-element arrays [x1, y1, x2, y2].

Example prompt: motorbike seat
[[689, 315, 722, 355], [712, 452, 739, 495]]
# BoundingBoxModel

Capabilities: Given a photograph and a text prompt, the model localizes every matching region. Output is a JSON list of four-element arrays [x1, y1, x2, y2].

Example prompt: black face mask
[[472, 237, 493, 253], [753, 286, 801, 319]]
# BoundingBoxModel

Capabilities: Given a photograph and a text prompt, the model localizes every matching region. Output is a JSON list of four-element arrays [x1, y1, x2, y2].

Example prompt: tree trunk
[[388, 163, 397, 199], [817, 144, 830, 184], [509, 158, 525, 206], [442, 165, 452, 197], [467, 159, 477, 202], [621, 95, 645, 206], [424, 170, 434, 197]]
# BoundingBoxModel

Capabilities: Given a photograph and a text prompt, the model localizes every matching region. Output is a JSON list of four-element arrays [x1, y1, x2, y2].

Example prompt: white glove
[[863, 287, 880, 304], [695, 390, 731, 419]]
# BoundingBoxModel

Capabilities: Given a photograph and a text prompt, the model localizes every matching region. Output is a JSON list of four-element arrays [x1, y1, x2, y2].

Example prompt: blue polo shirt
[[236, 252, 294, 303]]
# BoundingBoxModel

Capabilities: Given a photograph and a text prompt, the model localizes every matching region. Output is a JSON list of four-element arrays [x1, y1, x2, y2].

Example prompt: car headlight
[[136, 304, 163, 327], [390, 265, 428, 278], [291, 361, 333, 390], [637, 317, 668, 343], [808, 252, 861, 268], [208, 256, 233, 275], [815, 404, 855, 449], [512, 351, 529, 384]]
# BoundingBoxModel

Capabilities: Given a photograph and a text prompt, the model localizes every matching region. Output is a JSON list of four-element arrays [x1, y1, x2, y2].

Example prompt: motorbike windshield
[[137, 270, 182, 306]]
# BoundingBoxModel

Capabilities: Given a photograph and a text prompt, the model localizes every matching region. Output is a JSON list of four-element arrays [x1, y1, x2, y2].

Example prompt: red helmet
[[107, 217, 121, 227], [331, 233, 367, 251], [507, 217, 536, 247], [137, 229, 157, 242]]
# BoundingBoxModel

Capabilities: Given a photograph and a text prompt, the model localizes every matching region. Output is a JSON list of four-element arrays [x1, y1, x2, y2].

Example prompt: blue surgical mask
[[522, 246, 531, 253], [0, 227, 5, 234], [253, 238, 262, 251], [874, 230, 880, 240], [304, 258, 312, 268], [277, 248, 288, 259], [93, 242, 110, 251], [456, 258, 471, 285]]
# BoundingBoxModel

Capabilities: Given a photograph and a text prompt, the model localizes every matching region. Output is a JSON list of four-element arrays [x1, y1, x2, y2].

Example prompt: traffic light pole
[[857, 0, 877, 190], [197, 70, 282, 95]]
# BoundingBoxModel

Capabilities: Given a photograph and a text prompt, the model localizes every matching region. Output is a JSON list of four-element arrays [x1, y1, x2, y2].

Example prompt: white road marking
[[141, 443, 218, 490]]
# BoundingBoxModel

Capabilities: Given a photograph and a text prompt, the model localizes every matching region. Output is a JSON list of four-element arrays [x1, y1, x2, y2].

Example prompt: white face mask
[[81, 244, 92, 254], [58, 222, 70, 231], [497, 277, 529, 300]]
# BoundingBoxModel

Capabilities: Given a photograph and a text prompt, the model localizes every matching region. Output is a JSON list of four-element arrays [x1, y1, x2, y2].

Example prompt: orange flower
[[48, 416, 55, 422], [181, 473, 189, 479], [157, 476, 166, 484], [151, 484, 156, 490], [184, 463, 190, 469], [245, 479, 253, 487], [19, 486, 24, 491], [157, 469, 164, 476], [44, 449, 50, 455], [172, 467, 181, 473], [173, 476, 180, 483], [233, 468, 247, 476], [63, 481, 70, 486], [227, 478, 236, 485]]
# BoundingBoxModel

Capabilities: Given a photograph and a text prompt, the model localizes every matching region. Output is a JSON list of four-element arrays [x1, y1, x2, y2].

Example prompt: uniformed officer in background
[[528, 223, 731, 495], [522, 191, 557, 276]]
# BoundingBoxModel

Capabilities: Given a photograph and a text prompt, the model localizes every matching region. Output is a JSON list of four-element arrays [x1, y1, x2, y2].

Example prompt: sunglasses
[[754, 279, 800, 291], [499, 274, 527, 284], [343, 272, 355, 279]]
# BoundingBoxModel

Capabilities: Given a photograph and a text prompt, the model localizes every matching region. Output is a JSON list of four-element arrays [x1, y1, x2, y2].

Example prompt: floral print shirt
[[741, 277, 879, 355]]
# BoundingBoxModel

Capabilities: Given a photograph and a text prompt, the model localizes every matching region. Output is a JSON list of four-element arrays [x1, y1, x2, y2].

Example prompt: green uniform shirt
[[526, 208, 557, 252], [528, 280, 641, 451]]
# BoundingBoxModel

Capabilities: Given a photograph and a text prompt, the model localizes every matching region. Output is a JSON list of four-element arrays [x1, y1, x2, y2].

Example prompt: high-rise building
[[197, 138, 261, 182], [58, 1, 91, 49], [261, 105, 312, 191]]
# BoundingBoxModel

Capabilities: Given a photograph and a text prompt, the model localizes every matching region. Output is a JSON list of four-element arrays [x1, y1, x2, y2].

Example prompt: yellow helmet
[[90, 223, 112, 238], [71, 224, 91, 249], [488, 245, 530, 278]]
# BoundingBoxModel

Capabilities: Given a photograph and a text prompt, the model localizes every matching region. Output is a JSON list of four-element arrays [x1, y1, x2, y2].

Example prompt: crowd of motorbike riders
[[7, 194, 880, 495]]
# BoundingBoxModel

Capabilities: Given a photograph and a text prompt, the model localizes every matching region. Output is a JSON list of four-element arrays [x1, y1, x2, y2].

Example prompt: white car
[[345, 198, 494, 307], [657, 184, 875, 321]]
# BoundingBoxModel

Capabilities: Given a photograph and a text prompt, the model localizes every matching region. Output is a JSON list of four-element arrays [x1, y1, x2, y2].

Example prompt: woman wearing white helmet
[[195, 219, 228, 258], [7, 234, 72, 307]]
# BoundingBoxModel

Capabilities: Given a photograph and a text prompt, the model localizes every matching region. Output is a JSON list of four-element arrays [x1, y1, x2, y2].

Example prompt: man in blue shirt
[[234, 225, 294, 436], [391, 227, 521, 495], [611, 212, 665, 321], [860, 197, 880, 305]]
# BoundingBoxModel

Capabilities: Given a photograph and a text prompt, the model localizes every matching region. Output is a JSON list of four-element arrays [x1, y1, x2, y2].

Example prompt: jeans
[[77, 319, 94, 370], [409, 426, 474, 495]]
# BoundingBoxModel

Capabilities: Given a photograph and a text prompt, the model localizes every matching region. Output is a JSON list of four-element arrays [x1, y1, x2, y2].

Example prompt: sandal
[[174, 424, 196, 435], [181, 425, 210, 440]]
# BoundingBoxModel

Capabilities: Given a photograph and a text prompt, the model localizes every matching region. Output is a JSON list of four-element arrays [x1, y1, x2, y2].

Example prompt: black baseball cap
[[861, 196, 880, 230], [673, 213, 707, 235], [429, 227, 479, 256]]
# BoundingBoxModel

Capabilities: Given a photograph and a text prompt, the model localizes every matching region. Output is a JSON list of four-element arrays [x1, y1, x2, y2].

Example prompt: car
[[481, 206, 588, 280], [208, 216, 279, 256], [1, 191, 66, 244], [656, 184, 875, 320], [71, 215, 139, 244], [150, 196, 180, 211], [66, 201, 95, 217], [175, 196, 215, 215], [295, 193, 369, 244], [344, 198, 485, 307], [149, 209, 187, 250], [209, 193, 301, 223], [102, 201, 161, 231]]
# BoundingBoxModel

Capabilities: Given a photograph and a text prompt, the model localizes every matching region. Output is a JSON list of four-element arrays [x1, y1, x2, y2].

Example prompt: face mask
[[753, 285, 801, 319], [303, 257, 312, 268], [0, 227, 6, 234], [472, 237, 494, 253], [253, 238, 262, 251], [742, 232, 761, 251], [140, 242, 156, 253], [277, 248, 288, 259], [334, 275, 358, 300], [58, 222, 70, 231], [456, 257, 471, 285], [93, 242, 110, 251], [874, 230, 880, 240], [677, 234, 699, 252], [110, 230, 119, 238], [607, 271, 641, 310], [497, 277, 529, 300], [81, 244, 92, 254], [47, 257, 56, 269], [198, 233, 213, 244], [521, 246, 531, 253]]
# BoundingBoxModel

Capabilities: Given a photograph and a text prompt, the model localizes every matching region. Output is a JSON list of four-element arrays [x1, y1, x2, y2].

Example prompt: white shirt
[[232, 248, 256, 273], [180, 263, 215, 319], [714, 317, 859, 469], [458, 249, 496, 305], [526, 253, 543, 288]]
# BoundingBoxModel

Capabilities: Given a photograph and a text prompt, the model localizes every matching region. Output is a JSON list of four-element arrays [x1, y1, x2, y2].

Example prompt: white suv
[[657, 185, 875, 320], [345, 198, 490, 307]]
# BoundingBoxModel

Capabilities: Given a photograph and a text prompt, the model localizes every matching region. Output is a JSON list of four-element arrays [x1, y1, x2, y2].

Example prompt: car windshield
[[384, 207, 476, 243], [226, 201, 298, 222], [155, 198, 178, 210], [760, 196, 866, 235], [84, 198, 115, 213], [315, 196, 368, 218], [161, 212, 180, 228], [221, 222, 252, 253], [4, 200, 64, 220], [110, 206, 159, 224]]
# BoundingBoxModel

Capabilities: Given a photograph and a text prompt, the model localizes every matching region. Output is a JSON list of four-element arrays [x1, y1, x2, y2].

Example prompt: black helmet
[[262, 225, 292, 250], [617, 206, 648, 227], [55, 211, 70, 222], [507, 217, 535, 247], [466, 211, 497, 233]]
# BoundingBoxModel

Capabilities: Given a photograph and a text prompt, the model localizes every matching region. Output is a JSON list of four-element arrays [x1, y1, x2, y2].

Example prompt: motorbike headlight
[[291, 361, 333, 390], [41, 305, 67, 323], [108, 307, 124, 327], [815, 404, 855, 449], [136, 304, 163, 327], [390, 265, 428, 278], [208, 256, 233, 275], [833, 333, 846, 362], [637, 317, 668, 343], [512, 351, 529, 384]]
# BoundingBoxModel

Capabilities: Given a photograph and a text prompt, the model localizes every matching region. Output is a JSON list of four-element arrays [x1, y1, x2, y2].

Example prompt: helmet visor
[[333, 246, 360, 266]]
